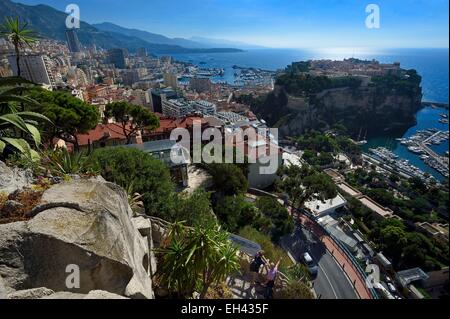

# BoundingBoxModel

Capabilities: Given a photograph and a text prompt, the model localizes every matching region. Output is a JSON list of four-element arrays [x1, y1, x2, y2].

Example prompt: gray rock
[[0, 161, 34, 195], [42, 290, 128, 299], [0, 276, 7, 299], [7, 287, 55, 299], [0, 178, 155, 299]]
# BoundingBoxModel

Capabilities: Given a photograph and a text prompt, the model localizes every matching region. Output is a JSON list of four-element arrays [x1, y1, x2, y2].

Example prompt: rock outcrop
[[0, 161, 33, 195], [0, 178, 156, 299]]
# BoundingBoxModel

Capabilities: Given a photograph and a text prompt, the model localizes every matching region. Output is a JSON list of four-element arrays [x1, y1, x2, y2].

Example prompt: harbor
[[396, 129, 449, 178], [364, 106, 449, 182], [366, 147, 434, 182]]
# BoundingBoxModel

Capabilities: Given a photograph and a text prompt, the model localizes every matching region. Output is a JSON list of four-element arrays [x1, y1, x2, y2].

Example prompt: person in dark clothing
[[249, 251, 267, 285]]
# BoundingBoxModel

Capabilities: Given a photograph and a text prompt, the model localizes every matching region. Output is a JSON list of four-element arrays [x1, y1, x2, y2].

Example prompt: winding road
[[281, 225, 358, 299]]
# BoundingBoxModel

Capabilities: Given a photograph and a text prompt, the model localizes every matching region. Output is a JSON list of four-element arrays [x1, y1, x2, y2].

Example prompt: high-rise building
[[162, 98, 193, 118], [192, 100, 217, 115], [163, 72, 178, 89], [7, 54, 56, 89], [190, 77, 212, 93], [107, 48, 126, 69], [65, 29, 81, 53], [136, 47, 147, 58], [150, 88, 179, 113], [122, 69, 140, 87]]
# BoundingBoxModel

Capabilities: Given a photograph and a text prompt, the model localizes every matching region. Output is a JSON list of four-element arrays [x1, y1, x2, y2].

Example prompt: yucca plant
[[154, 221, 240, 299]]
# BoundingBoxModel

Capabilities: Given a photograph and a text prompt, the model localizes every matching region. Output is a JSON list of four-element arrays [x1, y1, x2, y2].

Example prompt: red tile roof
[[76, 123, 133, 146]]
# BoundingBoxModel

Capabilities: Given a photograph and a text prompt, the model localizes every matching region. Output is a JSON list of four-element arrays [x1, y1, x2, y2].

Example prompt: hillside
[[92, 22, 206, 49], [0, 0, 242, 54]]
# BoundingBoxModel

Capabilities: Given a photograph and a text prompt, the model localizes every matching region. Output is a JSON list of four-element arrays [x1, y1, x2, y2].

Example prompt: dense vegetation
[[294, 130, 363, 166], [371, 69, 422, 97], [345, 168, 449, 271], [26, 88, 100, 149], [276, 72, 362, 96]]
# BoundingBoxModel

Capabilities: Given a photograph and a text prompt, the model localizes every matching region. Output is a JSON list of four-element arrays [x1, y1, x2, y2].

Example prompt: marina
[[367, 147, 434, 182], [396, 129, 449, 178], [364, 106, 449, 182]]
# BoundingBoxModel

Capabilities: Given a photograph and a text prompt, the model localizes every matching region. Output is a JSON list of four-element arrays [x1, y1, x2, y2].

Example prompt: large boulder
[[0, 161, 33, 195], [0, 178, 155, 299]]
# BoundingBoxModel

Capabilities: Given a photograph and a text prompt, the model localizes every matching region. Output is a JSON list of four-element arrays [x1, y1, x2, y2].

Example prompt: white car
[[302, 253, 318, 277]]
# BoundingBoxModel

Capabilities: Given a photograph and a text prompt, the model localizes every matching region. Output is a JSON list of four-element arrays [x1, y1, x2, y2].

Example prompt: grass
[[239, 226, 293, 272]]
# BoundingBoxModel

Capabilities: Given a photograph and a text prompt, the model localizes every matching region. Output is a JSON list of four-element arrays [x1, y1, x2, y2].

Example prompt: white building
[[304, 193, 347, 218], [162, 98, 193, 118], [8, 54, 56, 89], [192, 100, 217, 115]]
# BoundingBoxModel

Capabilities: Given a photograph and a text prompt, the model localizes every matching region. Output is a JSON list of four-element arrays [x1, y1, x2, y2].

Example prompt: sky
[[15, 0, 450, 48]]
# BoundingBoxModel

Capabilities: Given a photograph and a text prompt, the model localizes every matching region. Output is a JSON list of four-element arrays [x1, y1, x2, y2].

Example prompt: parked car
[[302, 252, 319, 277]]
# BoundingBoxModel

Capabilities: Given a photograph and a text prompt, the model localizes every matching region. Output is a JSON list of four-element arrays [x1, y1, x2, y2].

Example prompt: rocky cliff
[[0, 163, 158, 299], [251, 71, 423, 138], [278, 85, 422, 138]]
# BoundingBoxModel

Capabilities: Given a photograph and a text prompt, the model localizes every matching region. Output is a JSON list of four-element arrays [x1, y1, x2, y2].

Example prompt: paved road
[[281, 225, 358, 300]]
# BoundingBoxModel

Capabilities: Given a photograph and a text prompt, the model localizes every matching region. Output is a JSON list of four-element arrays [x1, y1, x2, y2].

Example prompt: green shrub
[[275, 281, 314, 299], [239, 226, 293, 271], [91, 147, 174, 218], [256, 196, 294, 242]]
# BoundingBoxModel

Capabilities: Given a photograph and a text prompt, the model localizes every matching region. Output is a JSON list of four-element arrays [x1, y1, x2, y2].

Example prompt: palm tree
[[0, 77, 51, 159], [0, 17, 37, 78]]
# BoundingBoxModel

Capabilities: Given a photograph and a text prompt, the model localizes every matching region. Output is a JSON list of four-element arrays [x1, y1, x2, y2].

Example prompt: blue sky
[[15, 0, 449, 48]]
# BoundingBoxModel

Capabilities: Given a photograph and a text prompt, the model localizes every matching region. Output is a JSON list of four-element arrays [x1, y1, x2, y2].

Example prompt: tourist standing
[[264, 258, 281, 299]]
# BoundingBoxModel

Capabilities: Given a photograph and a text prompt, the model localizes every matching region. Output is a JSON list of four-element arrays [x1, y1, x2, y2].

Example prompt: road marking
[[318, 262, 338, 299]]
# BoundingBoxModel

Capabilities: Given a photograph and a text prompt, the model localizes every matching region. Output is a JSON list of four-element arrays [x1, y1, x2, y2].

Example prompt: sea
[[166, 48, 449, 180]]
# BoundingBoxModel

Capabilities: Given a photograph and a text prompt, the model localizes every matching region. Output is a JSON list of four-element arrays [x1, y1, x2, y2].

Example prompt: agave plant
[[124, 181, 145, 213], [0, 77, 51, 160], [42, 148, 96, 176]]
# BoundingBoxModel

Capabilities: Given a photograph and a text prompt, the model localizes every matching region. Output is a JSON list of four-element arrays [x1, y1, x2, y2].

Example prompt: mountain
[[0, 0, 242, 54], [93, 22, 261, 50], [93, 22, 206, 49]]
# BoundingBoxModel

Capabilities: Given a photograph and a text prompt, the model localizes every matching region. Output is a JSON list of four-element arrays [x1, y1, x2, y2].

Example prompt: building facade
[[162, 98, 193, 118], [7, 54, 56, 89], [65, 29, 81, 53]]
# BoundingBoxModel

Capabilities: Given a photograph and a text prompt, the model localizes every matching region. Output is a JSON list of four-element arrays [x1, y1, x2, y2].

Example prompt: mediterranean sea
[[167, 48, 449, 180]]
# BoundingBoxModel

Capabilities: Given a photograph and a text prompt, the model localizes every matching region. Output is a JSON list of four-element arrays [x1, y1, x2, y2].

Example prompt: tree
[[27, 88, 100, 150], [155, 221, 240, 299], [205, 163, 249, 196], [91, 147, 174, 218], [0, 77, 51, 159], [0, 17, 37, 78], [214, 195, 259, 232], [278, 165, 337, 210], [379, 225, 407, 264], [172, 189, 216, 226], [104, 101, 159, 144], [256, 196, 294, 241]]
